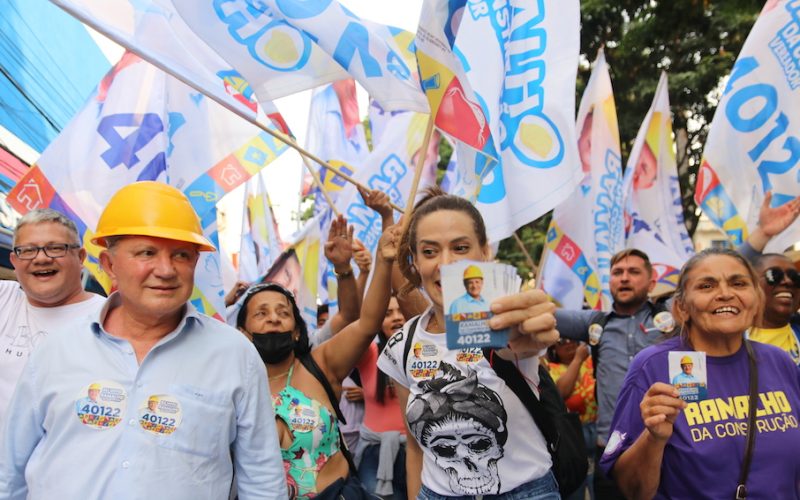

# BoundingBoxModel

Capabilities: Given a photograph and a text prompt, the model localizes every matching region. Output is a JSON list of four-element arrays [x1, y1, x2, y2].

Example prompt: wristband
[[334, 267, 354, 279]]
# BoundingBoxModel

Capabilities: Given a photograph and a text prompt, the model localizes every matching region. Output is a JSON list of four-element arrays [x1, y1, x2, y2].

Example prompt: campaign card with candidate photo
[[668, 351, 708, 402], [442, 261, 518, 350]]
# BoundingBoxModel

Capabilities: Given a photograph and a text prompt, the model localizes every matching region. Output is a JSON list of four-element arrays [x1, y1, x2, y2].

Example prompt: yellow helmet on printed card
[[463, 265, 483, 281]]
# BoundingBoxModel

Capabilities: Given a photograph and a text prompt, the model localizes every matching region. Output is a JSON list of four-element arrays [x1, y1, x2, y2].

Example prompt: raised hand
[[758, 191, 800, 237], [358, 185, 394, 222], [639, 382, 686, 441], [489, 289, 559, 354], [377, 224, 401, 263], [352, 239, 373, 274], [324, 214, 354, 271]]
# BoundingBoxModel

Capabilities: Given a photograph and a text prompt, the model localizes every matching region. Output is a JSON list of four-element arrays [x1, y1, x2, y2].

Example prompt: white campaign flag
[[238, 173, 283, 283], [623, 72, 693, 291], [337, 111, 438, 256], [696, 0, 800, 252], [542, 49, 624, 311], [8, 54, 288, 318], [450, 0, 583, 242]]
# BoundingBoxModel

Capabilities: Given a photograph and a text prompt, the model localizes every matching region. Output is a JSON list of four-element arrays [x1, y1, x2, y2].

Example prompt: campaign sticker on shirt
[[74, 381, 127, 429], [668, 351, 708, 402], [588, 323, 603, 346], [408, 342, 441, 380], [138, 394, 182, 435], [653, 312, 676, 333], [456, 347, 484, 363], [287, 400, 321, 433]]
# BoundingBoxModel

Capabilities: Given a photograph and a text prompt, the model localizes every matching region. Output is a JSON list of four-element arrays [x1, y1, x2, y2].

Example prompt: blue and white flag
[[238, 173, 283, 283], [449, 0, 583, 242], [697, 0, 800, 252], [542, 49, 624, 311], [623, 72, 693, 292], [9, 54, 288, 318]]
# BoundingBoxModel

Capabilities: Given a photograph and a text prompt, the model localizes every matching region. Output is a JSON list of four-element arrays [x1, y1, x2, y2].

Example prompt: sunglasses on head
[[764, 267, 800, 287]]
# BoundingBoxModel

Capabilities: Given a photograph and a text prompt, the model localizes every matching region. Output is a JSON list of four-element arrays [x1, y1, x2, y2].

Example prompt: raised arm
[[352, 239, 372, 299], [360, 185, 430, 318], [318, 225, 400, 384], [744, 191, 800, 253], [324, 215, 359, 335]]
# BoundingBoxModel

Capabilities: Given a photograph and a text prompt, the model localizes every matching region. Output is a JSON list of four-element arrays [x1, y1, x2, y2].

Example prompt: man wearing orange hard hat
[[0, 182, 285, 500]]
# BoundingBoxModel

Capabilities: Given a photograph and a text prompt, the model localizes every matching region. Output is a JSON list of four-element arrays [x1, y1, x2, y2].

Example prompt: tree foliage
[[495, 0, 763, 275]]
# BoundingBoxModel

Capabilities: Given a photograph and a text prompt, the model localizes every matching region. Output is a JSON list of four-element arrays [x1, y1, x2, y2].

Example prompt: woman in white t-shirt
[[377, 187, 560, 499]]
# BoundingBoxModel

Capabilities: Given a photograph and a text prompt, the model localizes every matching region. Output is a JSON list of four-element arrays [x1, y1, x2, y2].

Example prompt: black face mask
[[252, 331, 295, 365]]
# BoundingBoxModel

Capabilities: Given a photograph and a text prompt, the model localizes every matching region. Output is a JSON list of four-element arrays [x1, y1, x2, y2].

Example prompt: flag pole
[[512, 231, 536, 274], [301, 156, 340, 217], [399, 116, 435, 234], [56, 3, 403, 214]]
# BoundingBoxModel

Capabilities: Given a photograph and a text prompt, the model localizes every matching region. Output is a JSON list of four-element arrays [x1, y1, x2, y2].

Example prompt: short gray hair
[[13, 209, 81, 246]]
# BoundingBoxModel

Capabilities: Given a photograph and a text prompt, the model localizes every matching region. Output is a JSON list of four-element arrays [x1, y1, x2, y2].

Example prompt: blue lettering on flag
[[274, 0, 333, 19], [97, 113, 167, 181], [332, 22, 382, 77], [214, 0, 313, 72], [723, 56, 800, 202]]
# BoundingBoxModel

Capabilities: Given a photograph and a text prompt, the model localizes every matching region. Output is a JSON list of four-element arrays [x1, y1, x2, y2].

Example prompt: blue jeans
[[417, 470, 561, 500], [357, 442, 407, 500]]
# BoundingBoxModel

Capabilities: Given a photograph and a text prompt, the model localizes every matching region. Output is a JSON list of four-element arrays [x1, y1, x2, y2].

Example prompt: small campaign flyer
[[442, 260, 520, 350], [668, 351, 708, 402]]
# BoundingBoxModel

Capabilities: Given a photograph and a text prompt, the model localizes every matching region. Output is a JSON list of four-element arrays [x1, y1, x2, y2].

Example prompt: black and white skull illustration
[[408, 362, 508, 495]]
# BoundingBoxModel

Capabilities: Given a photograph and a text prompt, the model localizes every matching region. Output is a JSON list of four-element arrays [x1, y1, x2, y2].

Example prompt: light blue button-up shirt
[[0, 294, 287, 500], [448, 293, 489, 315]]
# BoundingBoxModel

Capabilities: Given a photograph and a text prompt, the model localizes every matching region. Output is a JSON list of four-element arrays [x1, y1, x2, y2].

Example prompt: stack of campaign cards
[[668, 351, 708, 402], [442, 260, 521, 350]]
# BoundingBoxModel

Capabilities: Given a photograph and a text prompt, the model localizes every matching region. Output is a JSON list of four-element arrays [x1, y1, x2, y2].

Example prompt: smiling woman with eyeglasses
[[748, 253, 800, 366]]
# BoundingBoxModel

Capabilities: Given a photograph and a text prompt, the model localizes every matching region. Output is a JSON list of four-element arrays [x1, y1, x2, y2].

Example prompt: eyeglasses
[[13, 244, 80, 260], [764, 267, 800, 287]]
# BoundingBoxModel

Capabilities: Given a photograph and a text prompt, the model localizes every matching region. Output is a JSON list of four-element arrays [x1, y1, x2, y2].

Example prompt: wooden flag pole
[[512, 231, 536, 274], [56, 3, 404, 214], [399, 116, 436, 234], [300, 155, 340, 217]]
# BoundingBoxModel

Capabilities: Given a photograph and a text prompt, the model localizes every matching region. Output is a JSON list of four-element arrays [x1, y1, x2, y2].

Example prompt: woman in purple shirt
[[600, 248, 800, 499]]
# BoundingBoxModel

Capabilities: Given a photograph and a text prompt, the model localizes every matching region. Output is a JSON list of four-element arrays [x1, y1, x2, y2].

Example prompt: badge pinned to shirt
[[288, 401, 321, 433], [653, 312, 676, 333], [456, 347, 484, 363], [74, 380, 127, 430], [408, 341, 441, 381], [588, 323, 603, 346], [139, 394, 182, 435]]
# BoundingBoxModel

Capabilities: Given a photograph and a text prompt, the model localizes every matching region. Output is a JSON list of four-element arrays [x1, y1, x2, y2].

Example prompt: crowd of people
[[0, 180, 798, 499]]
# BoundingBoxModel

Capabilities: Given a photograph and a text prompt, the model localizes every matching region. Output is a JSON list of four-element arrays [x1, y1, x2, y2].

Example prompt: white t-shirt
[[377, 308, 551, 496], [0, 281, 104, 421]]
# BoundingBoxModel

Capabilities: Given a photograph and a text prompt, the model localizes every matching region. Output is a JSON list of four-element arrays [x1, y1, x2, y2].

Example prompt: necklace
[[268, 370, 290, 381]]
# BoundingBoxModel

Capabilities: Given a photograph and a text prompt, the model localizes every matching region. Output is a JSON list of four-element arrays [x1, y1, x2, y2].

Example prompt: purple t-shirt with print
[[600, 336, 800, 499]]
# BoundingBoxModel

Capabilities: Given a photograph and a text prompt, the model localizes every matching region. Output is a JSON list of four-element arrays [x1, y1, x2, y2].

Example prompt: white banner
[[543, 50, 624, 311], [623, 72, 693, 290], [452, 0, 583, 242], [697, 0, 800, 252]]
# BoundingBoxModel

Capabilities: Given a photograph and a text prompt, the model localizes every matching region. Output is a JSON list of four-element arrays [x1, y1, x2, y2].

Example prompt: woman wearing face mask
[[376, 187, 561, 499], [599, 248, 800, 499], [237, 223, 400, 499]]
